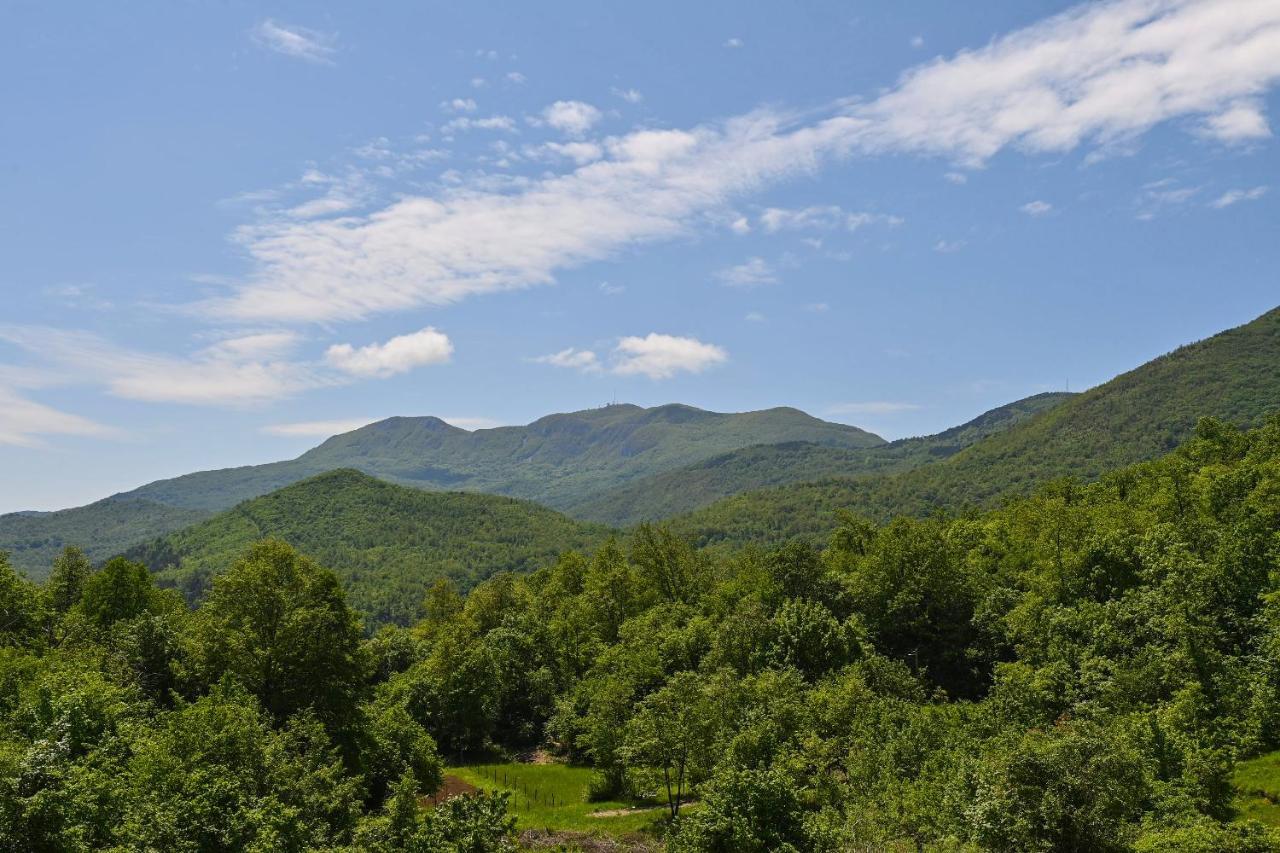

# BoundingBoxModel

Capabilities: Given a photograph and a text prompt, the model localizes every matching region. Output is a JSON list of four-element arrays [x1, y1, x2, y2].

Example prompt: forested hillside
[[126, 469, 610, 626], [573, 392, 1072, 525], [4, 415, 1280, 850], [675, 306, 1280, 548], [0, 404, 879, 576]]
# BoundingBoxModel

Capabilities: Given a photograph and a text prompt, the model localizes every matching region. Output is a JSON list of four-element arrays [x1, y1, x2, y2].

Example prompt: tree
[[193, 540, 370, 738], [0, 552, 44, 647], [669, 767, 814, 853], [621, 670, 719, 818], [78, 556, 161, 628], [45, 546, 91, 613]]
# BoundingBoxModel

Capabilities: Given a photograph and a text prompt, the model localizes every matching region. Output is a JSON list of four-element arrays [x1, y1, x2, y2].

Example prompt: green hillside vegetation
[[0, 498, 212, 577], [0, 404, 880, 577], [127, 469, 610, 626], [675, 306, 1280, 548], [5, 416, 1280, 849], [573, 392, 1072, 526]]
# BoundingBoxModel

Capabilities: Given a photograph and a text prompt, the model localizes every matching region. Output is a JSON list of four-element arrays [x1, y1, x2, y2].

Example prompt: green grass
[[1234, 751, 1280, 827], [448, 763, 664, 835]]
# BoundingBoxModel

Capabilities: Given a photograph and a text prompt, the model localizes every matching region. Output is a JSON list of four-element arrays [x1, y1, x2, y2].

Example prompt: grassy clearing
[[1234, 750, 1280, 827], [447, 763, 663, 835]]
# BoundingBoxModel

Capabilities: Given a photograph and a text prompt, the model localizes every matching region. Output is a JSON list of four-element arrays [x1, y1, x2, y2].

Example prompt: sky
[[2, 0, 1279, 513]]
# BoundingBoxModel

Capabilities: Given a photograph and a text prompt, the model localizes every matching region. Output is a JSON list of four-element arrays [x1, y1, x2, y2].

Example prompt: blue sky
[[2, 0, 1278, 512]]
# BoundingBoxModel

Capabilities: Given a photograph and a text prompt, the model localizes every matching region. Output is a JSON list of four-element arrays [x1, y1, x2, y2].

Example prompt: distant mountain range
[[671, 305, 1280, 548], [0, 403, 880, 575], [3, 305, 1277, 604], [569, 391, 1073, 526]]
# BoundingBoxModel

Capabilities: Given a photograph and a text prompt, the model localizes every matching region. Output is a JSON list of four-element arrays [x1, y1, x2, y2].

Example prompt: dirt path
[[424, 774, 478, 806]]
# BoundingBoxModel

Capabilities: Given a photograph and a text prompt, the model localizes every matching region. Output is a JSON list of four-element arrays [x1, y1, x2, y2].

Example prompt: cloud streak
[[535, 333, 727, 380], [251, 20, 337, 65], [201, 0, 1280, 327]]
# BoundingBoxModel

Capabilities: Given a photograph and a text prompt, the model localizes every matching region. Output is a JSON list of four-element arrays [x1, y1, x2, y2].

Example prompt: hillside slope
[[0, 500, 213, 578], [126, 469, 611, 626], [673, 305, 1280, 548], [571, 392, 1072, 525], [0, 404, 879, 577]]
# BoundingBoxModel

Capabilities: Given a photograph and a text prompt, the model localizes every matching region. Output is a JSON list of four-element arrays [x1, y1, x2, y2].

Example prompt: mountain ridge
[[671, 304, 1280, 547]]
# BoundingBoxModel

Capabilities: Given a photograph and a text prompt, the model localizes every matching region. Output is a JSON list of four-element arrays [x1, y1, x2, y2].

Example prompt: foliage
[[136, 469, 611, 626], [1, 404, 880, 576], [673, 305, 1280, 548], [3, 389, 1280, 849]]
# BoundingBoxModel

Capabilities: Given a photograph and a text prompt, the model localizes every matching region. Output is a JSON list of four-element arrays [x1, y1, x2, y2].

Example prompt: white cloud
[[944, 171, 969, 184], [250, 20, 336, 65], [760, 205, 902, 232], [0, 326, 328, 406], [535, 334, 727, 379], [599, 281, 626, 295], [828, 401, 922, 416], [1021, 199, 1053, 216], [1202, 100, 1272, 142], [261, 418, 379, 437], [856, 0, 1280, 165], [0, 386, 115, 447], [540, 141, 604, 164], [804, 302, 830, 313], [1210, 185, 1268, 207], [612, 87, 644, 104], [1136, 177, 1200, 218], [442, 115, 517, 134], [745, 311, 766, 322], [934, 239, 966, 253], [730, 216, 751, 235], [533, 348, 601, 372], [724, 37, 744, 48], [541, 100, 602, 136], [324, 327, 453, 378], [716, 257, 777, 287], [471, 77, 487, 88], [506, 71, 527, 85], [207, 0, 1280, 324], [443, 98, 478, 113], [612, 334, 727, 379], [910, 35, 925, 49]]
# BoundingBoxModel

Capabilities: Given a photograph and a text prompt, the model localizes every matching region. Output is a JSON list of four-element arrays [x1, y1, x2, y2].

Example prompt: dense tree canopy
[[3, 415, 1280, 850]]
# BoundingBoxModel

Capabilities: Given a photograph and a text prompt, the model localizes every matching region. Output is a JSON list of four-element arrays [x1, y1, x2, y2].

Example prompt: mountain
[[126, 469, 611, 627], [672, 305, 1280, 548], [0, 499, 213, 578], [570, 392, 1073, 526], [0, 404, 880, 577]]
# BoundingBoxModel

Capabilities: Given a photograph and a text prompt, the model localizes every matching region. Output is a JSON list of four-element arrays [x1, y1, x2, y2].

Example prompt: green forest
[[5, 414, 1280, 850]]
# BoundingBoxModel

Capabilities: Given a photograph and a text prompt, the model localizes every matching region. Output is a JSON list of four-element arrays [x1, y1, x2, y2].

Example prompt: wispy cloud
[[1020, 200, 1053, 216], [716, 257, 777, 287], [204, 0, 1280, 325], [1210, 185, 1268, 208], [0, 326, 329, 407], [442, 115, 517, 134], [612, 87, 644, 104], [828, 401, 922, 416], [250, 19, 337, 65], [759, 205, 902, 232], [324, 327, 453, 378], [535, 333, 727, 380], [723, 37, 744, 49], [0, 386, 116, 447], [261, 418, 379, 437], [533, 348, 601, 373]]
